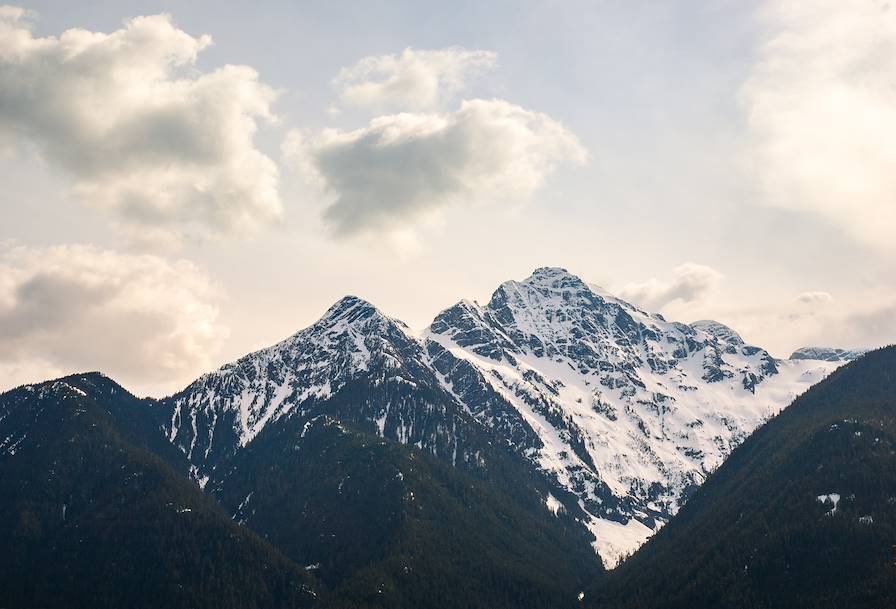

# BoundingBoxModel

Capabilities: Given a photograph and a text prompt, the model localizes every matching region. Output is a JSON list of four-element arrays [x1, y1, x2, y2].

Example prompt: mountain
[[0, 373, 317, 609], [586, 346, 896, 609], [161, 267, 853, 568], [423, 267, 846, 564], [164, 295, 520, 485], [162, 295, 603, 608], [0, 266, 871, 608]]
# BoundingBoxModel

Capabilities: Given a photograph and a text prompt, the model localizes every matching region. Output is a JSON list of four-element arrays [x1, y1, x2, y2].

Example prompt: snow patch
[[817, 493, 841, 515], [585, 516, 655, 569], [545, 493, 565, 516]]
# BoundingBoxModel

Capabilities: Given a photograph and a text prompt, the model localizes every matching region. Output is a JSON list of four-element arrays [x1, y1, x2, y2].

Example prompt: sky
[[1, 0, 894, 397]]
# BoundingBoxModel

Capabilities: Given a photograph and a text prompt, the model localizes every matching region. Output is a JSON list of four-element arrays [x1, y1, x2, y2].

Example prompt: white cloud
[[0, 244, 227, 396], [284, 98, 587, 235], [743, 0, 896, 249], [617, 263, 724, 311], [0, 8, 281, 243], [796, 290, 833, 305], [335, 47, 496, 111]]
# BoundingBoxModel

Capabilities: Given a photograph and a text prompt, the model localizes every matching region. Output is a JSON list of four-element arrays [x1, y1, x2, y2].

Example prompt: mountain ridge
[[158, 266, 857, 566]]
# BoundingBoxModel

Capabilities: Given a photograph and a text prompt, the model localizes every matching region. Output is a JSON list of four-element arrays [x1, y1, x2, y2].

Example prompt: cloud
[[0, 8, 281, 243], [335, 47, 496, 111], [796, 290, 833, 305], [617, 263, 724, 311], [713, 288, 896, 357], [284, 98, 587, 235], [0, 244, 227, 396], [841, 302, 896, 349], [743, 0, 896, 249]]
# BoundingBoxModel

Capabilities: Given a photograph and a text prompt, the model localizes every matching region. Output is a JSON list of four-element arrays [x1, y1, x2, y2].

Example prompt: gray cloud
[[335, 47, 497, 111], [0, 244, 227, 395], [0, 8, 281, 244], [618, 263, 724, 311], [284, 98, 587, 235]]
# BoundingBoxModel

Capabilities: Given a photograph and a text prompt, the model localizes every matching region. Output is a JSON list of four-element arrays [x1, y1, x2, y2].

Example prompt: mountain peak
[[312, 294, 412, 335], [520, 266, 586, 288], [11, 371, 127, 403], [322, 294, 377, 320], [491, 267, 593, 308], [528, 266, 573, 279], [169, 292, 428, 458], [690, 320, 745, 345]]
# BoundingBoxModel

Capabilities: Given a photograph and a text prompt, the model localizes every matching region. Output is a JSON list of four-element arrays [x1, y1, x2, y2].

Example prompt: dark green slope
[[589, 346, 896, 609], [211, 390, 602, 609], [0, 372, 187, 471], [0, 374, 318, 609]]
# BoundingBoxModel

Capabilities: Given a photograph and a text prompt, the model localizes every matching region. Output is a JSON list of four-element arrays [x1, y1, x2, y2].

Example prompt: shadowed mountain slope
[[0, 373, 318, 609]]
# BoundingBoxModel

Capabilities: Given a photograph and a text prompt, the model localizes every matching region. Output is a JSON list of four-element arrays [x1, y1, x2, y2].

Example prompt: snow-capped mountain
[[164, 295, 535, 490], [789, 346, 867, 362], [424, 268, 844, 565], [166, 295, 459, 484], [162, 267, 852, 567]]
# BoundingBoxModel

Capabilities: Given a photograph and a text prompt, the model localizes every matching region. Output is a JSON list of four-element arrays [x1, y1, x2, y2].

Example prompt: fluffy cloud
[[0, 8, 281, 243], [284, 98, 587, 235], [617, 263, 724, 311], [0, 244, 227, 396], [743, 0, 896, 249], [335, 47, 496, 111]]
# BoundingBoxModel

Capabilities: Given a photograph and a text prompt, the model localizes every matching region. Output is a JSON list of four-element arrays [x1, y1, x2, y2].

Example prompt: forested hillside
[[0, 374, 318, 609]]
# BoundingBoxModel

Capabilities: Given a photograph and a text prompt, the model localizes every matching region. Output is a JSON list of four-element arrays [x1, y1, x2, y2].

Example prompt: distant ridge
[[789, 346, 867, 362]]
